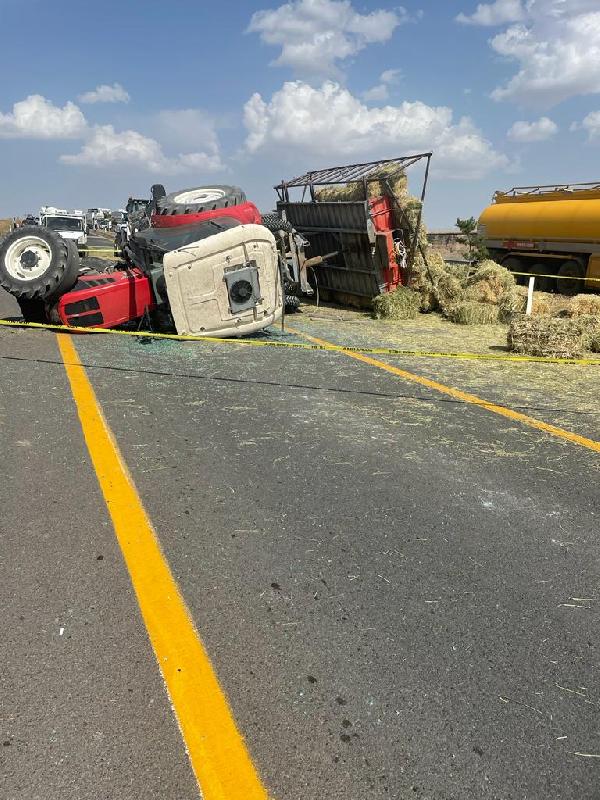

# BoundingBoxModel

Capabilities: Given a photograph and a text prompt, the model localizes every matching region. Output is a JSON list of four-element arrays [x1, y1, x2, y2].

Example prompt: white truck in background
[[40, 207, 88, 248]]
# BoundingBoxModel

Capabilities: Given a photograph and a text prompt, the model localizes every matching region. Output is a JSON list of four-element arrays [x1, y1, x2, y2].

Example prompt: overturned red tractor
[[0, 185, 292, 338]]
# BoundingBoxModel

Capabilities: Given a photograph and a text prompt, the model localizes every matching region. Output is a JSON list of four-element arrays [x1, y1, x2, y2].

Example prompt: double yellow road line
[[57, 335, 269, 800]]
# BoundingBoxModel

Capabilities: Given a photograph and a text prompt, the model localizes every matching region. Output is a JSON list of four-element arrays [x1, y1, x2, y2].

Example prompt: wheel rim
[[172, 188, 226, 205], [4, 236, 52, 281]]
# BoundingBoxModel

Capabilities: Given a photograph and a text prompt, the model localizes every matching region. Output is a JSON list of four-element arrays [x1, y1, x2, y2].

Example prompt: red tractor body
[[56, 269, 155, 328]]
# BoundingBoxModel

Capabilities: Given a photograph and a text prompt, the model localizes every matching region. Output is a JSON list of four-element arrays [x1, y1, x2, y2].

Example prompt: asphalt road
[[1, 313, 599, 799]]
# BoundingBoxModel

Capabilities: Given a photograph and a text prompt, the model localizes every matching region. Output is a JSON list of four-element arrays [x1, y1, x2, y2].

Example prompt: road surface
[[1, 306, 599, 800]]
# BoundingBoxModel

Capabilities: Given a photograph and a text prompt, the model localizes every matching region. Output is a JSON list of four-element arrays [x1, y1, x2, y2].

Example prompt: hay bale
[[315, 164, 409, 202], [445, 301, 500, 325], [574, 314, 600, 349], [562, 294, 600, 317], [409, 250, 447, 312], [464, 261, 516, 304], [507, 316, 585, 358], [372, 286, 420, 320]]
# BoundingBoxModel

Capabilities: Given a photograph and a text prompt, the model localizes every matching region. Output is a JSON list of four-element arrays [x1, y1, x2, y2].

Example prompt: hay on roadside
[[445, 301, 501, 325], [507, 316, 586, 358], [464, 260, 516, 304], [561, 294, 600, 317], [372, 286, 420, 320]]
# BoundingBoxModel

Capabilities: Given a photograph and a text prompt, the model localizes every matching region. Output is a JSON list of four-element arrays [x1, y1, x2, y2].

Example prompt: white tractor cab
[[39, 207, 87, 248]]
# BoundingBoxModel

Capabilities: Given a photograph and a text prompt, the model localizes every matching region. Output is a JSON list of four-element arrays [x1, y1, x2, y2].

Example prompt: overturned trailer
[[275, 154, 432, 307]]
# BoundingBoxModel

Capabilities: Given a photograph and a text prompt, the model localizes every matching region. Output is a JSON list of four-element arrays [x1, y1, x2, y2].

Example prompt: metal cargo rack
[[274, 154, 432, 306]]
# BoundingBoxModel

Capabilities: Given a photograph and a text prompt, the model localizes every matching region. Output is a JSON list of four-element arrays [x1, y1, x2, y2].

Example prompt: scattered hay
[[372, 286, 420, 320], [445, 301, 500, 325], [508, 316, 586, 358]]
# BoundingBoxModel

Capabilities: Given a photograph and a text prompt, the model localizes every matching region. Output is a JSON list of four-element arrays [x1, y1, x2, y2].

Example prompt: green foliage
[[456, 216, 489, 264]]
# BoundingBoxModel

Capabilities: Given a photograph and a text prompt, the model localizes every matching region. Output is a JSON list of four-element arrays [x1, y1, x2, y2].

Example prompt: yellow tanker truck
[[478, 182, 600, 295]]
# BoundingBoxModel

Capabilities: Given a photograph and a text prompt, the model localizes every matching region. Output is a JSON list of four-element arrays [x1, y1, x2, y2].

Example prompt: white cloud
[[78, 82, 130, 104], [247, 0, 408, 77], [483, 0, 600, 106], [0, 94, 87, 139], [60, 125, 223, 174], [457, 0, 525, 26], [380, 69, 401, 84], [507, 116, 558, 141], [362, 84, 390, 102], [362, 68, 402, 102], [243, 81, 508, 179], [574, 110, 600, 140]]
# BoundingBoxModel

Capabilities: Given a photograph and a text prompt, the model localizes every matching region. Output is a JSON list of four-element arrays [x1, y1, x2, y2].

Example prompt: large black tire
[[284, 293, 301, 312], [557, 259, 585, 296], [49, 240, 80, 299], [17, 297, 47, 323], [0, 226, 70, 300], [529, 262, 553, 293], [501, 255, 525, 284], [156, 185, 245, 216], [261, 213, 294, 234], [17, 241, 79, 323]]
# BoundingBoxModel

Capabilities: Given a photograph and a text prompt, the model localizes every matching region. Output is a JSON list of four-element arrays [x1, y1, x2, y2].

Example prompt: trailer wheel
[[261, 213, 294, 234], [557, 259, 585, 296], [0, 226, 70, 299], [284, 293, 301, 312], [156, 185, 246, 216]]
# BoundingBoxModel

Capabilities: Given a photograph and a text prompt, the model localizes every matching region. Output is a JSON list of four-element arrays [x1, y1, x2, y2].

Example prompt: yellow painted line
[[56, 333, 269, 800], [288, 326, 600, 455], [2, 318, 600, 366]]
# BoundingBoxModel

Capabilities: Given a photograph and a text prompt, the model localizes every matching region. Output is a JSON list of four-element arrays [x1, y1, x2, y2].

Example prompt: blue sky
[[0, 0, 599, 227]]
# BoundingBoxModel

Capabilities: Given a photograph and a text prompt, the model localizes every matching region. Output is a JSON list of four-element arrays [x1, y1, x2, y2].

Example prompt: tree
[[455, 216, 489, 263]]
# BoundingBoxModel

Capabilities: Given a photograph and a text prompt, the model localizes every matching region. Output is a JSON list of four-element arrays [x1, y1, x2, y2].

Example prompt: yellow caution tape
[[0, 317, 599, 365], [511, 270, 600, 283]]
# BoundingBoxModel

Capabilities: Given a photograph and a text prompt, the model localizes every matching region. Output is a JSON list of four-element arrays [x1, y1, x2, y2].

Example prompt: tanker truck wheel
[[501, 256, 525, 284], [0, 226, 71, 300], [529, 263, 552, 293], [557, 260, 585, 296]]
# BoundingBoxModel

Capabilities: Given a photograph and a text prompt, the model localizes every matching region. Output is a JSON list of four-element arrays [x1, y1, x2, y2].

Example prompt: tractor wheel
[[557, 259, 585, 296], [0, 226, 70, 299], [156, 185, 246, 216], [48, 240, 80, 299], [17, 297, 47, 323]]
